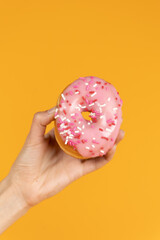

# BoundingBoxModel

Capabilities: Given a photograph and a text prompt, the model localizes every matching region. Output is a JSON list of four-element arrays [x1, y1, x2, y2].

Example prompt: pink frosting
[[55, 76, 123, 158]]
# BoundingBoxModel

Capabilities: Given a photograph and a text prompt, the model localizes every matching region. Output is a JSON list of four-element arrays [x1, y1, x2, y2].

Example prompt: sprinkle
[[63, 109, 66, 115], [65, 139, 68, 144], [71, 113, 75, 116], [85, 82, 89, 85], [113, 107, 118, 111], [55, 114, 59, 119], [66, 119, 71, 122], [108, 97, 111, 102], [62, 117, 66, 121], [92, 140, 100, 144], [75, 130, 79, 133], [100, 150, 105, 154], [99, 104, 106, 107], [91, 92, 97, 97], [69, 91, 74, 95], [106, 128, 112, 132], [92, 144, 95, 148], [55, 108, 58, 113], [88, 122, 91, 125], [85, 146, 90, 150], [81, 139, 87, 143], [78, 104, 87, 109], [101, 136, 109, 141], [93, 83, 97, 87], [100, 115, 104, 119], [82, 132, 84, 135], [99, 128, 103, 131], [61, 93, 65, 100], [73, 85, 78, 88], [89, 103, 95, 107], [78, 121, 81, 124], [77, 127, 82, 131], [75, 90, 80, 94], [93, 137, 96, 140], [75, 106, 81, 111], [82, 125, 85, 129]]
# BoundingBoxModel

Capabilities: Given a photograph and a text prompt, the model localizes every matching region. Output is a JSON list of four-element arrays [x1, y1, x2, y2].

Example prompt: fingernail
[[48, 107, 55, 114]]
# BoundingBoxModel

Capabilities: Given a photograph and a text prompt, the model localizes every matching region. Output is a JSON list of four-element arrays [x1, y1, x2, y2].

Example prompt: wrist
[[0, 176, 30, 234], [1, 175, 30, 211]]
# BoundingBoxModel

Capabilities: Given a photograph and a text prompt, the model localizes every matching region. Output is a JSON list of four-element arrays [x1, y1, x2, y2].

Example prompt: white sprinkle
[[90, 112, 95, 116], [55, 114, 59, 119], [78, 104, 87, 109], [88, 122, 91, 125], [93, 137, 96, 140], [113, 107, 118, 111], [68, 136, 73, 139], [78, 121, 81, 124], [100, 115, 104, 119], [75, 130, 79, 133], [106, 128, 112, 132], [65, 139, 68, 144], [100, 150, 105, 154], [77, 127, 82, 131], [62, 117, 66, 121], [82, 125, 85, 129], [85, 146, 90, 150], [66, 119, 71, 122], [60, 130, 69, 135], [89, 103, 95, 107], [108, 97, 111, 102], [82, 132, 84, 135], [60, 123, 65, 128], [91, 92, 97, 97], [61, 93, 65, 100], [85, 82, 89, 85], [75, 106, 81, 111], [55, 108, 58, 113], [75, 91, 79, 94], [100, 104, 106, 107], [99, 107, 102, 113], [92, 144, 95, 148], [71, 113, 75, 116], [93, 83, 97, 87]]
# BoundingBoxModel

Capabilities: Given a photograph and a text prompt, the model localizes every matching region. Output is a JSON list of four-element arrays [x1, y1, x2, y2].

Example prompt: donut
[[54, 76, 123, 159]]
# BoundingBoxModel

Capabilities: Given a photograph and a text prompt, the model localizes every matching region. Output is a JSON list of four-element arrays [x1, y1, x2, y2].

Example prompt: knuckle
[[33, 112, 42, 121]]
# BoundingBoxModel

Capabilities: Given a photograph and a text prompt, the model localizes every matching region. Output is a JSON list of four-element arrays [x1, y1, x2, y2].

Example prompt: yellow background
[[0, 0, 160, 239]]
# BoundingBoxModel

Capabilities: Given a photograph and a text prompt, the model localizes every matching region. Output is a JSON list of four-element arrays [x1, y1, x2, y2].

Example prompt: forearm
[[0, 176, 30, 234]]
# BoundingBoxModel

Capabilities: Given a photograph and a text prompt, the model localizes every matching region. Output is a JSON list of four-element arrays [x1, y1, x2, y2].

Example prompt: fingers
[[115, 129, 125, 145], [26, 107, 56, 146], [82, 129, 125, 175]]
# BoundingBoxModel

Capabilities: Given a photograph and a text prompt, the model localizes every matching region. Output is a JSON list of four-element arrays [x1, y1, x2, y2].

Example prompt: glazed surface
[[55, 76, 123, 158]]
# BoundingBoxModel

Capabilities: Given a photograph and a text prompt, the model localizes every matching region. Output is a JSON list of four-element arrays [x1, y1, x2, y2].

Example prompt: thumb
[[25, 107, 56, 146]]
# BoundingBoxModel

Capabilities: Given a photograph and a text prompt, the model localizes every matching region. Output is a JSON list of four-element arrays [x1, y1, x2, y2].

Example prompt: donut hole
[[81, 111, 92, 121]]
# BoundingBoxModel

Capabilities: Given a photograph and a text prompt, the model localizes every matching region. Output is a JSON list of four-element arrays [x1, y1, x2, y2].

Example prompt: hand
[[8, 107, 124, 207]]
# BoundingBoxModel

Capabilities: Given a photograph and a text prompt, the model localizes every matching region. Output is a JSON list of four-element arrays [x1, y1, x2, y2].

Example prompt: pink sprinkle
[[107, 119, 113, 123], [86, 85, 89, 91], [61, 100, 64, 103], [73, 85, 78, 88], [69, 91, 74, 95], [105, 87, 108, 91], [111, 138, 114, 141], [92, 140, 100, 144]]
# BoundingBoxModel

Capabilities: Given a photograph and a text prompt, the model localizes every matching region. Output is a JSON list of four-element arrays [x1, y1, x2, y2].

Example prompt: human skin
[[0, 107, 124, 234]]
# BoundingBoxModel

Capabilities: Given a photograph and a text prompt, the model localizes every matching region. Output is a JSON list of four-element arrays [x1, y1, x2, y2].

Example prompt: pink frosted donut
[[54, 76, 123, 159]]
